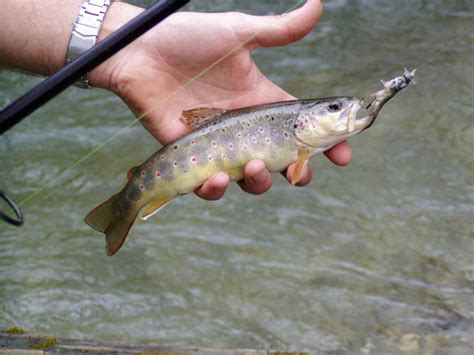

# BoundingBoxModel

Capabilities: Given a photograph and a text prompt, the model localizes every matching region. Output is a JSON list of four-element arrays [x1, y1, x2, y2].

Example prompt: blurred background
[[1, 0, 473, 352]]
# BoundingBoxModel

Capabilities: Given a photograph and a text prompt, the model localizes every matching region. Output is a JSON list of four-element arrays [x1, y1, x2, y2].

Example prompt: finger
[[194, 172, 230, 200], [238, 159, 272, 195], [283, 162, 313, 187], [324, 141, 352, 166], [243, 0, 323, 48]]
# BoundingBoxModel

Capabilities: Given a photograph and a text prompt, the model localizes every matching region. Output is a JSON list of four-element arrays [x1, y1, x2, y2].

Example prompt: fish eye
[[328, 102, 342, 112]]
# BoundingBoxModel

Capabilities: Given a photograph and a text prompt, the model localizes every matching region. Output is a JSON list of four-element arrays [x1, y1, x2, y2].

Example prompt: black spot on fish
[[293, 124, 298, 129], [126, 184, 141, 202], [174, 145, 178, 150], [271, 117, 275, 121]]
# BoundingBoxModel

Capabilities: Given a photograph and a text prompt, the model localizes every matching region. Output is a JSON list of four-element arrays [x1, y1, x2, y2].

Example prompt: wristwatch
[[66, 0, 112, 88]]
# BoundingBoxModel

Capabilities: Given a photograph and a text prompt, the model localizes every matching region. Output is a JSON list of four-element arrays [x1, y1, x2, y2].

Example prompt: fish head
[[294, 97, 371, 148]]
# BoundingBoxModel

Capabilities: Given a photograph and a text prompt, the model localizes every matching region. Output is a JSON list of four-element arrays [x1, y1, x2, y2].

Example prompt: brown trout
[[85, 69, 415, 256]]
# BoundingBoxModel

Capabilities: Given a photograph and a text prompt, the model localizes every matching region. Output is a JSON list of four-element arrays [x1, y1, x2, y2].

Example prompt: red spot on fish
[[160, 155, 165, 160], [140, 184, 145, 190], [141, 171, 146, 177], [208, 155, 213, 161], [284, 132, 289, 139], [156, 171, 161, 178], [191, 156, 197, 163], [147, 163, 152, 168], [191, 140, 195, 145], [265, 138, 271, 144]]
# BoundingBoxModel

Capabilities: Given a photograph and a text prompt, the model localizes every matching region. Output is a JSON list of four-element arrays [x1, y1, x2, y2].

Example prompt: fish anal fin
[[141, 196, 174, 221], [179, 107, 226, 129], [289, 148, 310, 185], [127, 166, 140, 180]]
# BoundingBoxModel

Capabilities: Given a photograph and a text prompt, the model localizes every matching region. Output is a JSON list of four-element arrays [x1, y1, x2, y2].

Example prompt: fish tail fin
[[84, 194, 138, 256]]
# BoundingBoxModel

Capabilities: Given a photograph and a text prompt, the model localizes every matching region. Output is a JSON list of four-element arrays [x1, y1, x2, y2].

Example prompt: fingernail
[[250, 169, 268, 184]]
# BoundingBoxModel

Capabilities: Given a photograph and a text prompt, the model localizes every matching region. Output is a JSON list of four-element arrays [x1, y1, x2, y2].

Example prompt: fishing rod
[[0, 0, 190, 134], [0, 0, 190, 226]]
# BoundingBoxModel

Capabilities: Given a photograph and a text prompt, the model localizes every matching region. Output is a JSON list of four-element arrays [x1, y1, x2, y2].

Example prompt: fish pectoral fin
[[179, 107, 227, 129], [127, 165, 140, 180], [289, 148, 310, 185], [140, 197, 174, 221]]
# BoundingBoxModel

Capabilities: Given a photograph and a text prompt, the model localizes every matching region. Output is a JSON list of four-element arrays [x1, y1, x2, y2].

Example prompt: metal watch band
[[66, 0, 112, 88]]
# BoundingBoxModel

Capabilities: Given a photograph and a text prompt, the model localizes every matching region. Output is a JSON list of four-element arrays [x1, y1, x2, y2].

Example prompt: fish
[[85, 69, 415, 256]]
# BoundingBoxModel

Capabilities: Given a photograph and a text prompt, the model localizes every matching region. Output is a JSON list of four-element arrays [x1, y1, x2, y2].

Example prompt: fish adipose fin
[[84, 195, 138, 256], [180, 107, 227, 129], [127, 165, 140, 180], [141, 197, 174, 221], [289, 148, 310, 185]]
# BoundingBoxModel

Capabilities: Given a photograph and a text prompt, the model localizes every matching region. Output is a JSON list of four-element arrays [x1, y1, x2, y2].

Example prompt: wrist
[[0, 0, 83, 76], [88, 1, 143, 89]]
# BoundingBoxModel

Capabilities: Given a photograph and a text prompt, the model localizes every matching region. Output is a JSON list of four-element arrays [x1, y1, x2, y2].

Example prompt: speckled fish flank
[[85, 72, 414, 256]]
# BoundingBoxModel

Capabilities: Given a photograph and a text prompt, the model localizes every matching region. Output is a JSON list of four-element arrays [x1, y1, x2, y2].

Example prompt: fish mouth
[[339, 97, 372, 134], [350, 97, 376, 133]]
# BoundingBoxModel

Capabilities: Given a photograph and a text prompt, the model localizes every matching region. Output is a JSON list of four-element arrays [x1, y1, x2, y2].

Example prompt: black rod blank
[[0, 0, 190, 134]]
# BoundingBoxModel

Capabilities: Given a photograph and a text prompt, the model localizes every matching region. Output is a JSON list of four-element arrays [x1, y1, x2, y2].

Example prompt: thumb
[[244, 0, 323, 48]]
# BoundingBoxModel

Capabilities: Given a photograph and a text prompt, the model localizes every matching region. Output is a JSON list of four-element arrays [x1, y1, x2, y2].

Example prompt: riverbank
[[0, 329, 304, 354]]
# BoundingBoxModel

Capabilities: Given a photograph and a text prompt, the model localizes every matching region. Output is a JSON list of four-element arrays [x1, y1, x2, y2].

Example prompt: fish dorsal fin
[[127, 165, 140, 180], [140, 197, 174, 221], [179, 107, 227, 129]]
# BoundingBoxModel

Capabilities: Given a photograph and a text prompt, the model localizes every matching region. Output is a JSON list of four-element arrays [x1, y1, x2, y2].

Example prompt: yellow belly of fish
[[150, 148, 297, 199]]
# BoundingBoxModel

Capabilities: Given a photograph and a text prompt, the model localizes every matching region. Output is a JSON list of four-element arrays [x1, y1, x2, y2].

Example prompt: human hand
[[90, 0, 352, 200]]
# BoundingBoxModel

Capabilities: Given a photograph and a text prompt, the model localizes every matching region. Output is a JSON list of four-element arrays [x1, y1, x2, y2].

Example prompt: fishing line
[[414, 46, 447, 72], [15, 1, 304, 209], [412, 29, 472, 72]]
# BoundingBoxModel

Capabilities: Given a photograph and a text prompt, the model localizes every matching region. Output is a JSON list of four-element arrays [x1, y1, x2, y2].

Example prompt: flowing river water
[[1, 0, 473, 352]]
